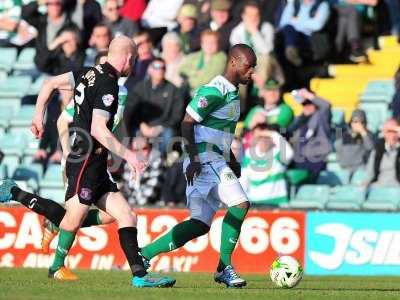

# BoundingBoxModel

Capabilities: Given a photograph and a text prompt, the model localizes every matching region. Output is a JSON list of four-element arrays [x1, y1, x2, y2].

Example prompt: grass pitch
[[1, 268, 400, 300]]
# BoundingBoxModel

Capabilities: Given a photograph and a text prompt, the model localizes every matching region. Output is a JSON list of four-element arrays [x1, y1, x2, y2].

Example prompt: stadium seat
[[0, 133, 27, 156], [327, 152, 337, 163], [0, 106, 13, 133], [12, 164, 43, 191], [13, 48, 36, 71], [350, 168, 369, 185], [289, 185, 330, 209], [0, 76, 32, 99], [0, 164, 7, 179], [326, 162, 342, 172], [0, 98, 21, 116], [1, 156, 20, 176], [359, 102, 391, 133], [331, 109, 345, 127], [326, 186, 366, 210], [39, 188, 65, 203], [316, 169, 351, 186], [363, 187, 400, 211], [29, 75, 47, 95], [0, 48, 17, 72], [40, 164, 63, 189], [8, 105, 36, 134]]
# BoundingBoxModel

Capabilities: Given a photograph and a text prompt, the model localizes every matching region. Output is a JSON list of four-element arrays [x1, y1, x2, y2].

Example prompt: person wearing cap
[[364, 118, 400, 187], [179, 29, 226, 92], [335, 109, 375, 173], [244, 78, 294, 131], [199, 0, 237, 53], [173, 3, 201, 54], [287, 88, 332, 179], [240, 123, 294, 206]]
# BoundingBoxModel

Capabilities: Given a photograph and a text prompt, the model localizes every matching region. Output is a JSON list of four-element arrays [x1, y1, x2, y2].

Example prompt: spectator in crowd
[[384, 0, 400, 42], [141, 0, 184, 30], [390, 66, 400, 119], [0, 0, 37, 47], [34, 26, 85, 75], [120, 0, 147, 23], [66, 0, 102, 48], [179, 29, 226, 92], [161, 32, 184, 88], [244, 78, 294, 132], [332, 0, 377, 63], [121, 136, 164, 205], [22, 0, 74, 71], [229, 1, 279, 93], [240, 124, 294, 206], [365, 118, 400, 187], [288, 88, 332, 179], [102, 0, 138, 37], [173, 3, 201, 54], [124, 58, 185, 153], [124, 30, 155, 88], [278, 0, 330, 66], [200, 0, 237, 53], [335, 109, 375, 172], [84, 22, 111, 66]]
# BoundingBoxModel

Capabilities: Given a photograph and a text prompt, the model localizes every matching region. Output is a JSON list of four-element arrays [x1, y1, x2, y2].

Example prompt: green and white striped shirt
[[186, 75, 240, 161]]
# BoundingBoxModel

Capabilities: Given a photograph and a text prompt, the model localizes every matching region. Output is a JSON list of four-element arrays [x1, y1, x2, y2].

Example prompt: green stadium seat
[[327, 152, 337, 163], [326, 186, 366, 210], [0, 106, 13, 132], [360, 103, 391, 133], [40, 164, 63, 188], [326, 162, 342, 172], [0, 133, 27, 156], [12, 163, 43, 182], [0, 48, 17, 72], [39, 188, 65, 203], [331, 109, 345, 126], [0, 98, 21, 116], [350, 168, 369, 185], [2, 156, 20, 176], [14, 48, 36, 71], [362, 187, 400, 211], [289, 185, 330, 209], [0, 76, 32, 98], [9, 105, 36, 134], [316, 169, 351, 186], [29, 75, 47, 95], [360, 93, 393, 104], [364, 80, 395, 95], [0, 164, 7, 179]]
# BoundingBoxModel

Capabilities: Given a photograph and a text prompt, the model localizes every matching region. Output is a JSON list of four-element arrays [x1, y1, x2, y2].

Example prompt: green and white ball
[[270, 256, 303, 288]]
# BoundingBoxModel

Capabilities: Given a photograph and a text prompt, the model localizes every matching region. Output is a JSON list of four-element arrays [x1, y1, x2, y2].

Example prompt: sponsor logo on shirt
[[198, 97, 208, 109]]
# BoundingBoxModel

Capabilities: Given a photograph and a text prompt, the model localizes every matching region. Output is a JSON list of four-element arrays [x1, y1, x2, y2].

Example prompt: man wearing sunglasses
[[124, 57, 184, 154]]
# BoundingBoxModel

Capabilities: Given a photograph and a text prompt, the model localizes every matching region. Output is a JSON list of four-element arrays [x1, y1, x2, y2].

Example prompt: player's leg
[[48, 194, 90, 280], [141, 189, 212, 262], [96, 191, 176, 288], [212, 165, 250, 288]]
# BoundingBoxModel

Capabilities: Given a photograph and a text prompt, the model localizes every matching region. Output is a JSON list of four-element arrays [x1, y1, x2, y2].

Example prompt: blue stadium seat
[[363, 187, 400, 211], [0, 48, 17, 72], [39, 188, 65, 203], [0, 164, 7, 179], [0, 106, 13, 133], [360, 102, 391, 133], [0, 76, 32, 99], [8, 105, 36, 135], [289, 185, 330, 209], [331, 109, 345, 127], [0, 133, 27, 156], [13, 48, 36, 71], [40, 164, 63, 189], [317, 169, 350, 186], [326, 186, 366, 210], [350, 168, 369, 185]]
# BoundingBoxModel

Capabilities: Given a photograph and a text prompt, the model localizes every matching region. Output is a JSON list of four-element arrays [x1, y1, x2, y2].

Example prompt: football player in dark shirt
[[0, 36, 175, 287]]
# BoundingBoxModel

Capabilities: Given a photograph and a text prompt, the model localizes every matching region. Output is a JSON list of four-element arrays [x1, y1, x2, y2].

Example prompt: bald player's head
[[226, 44, 257, 85], [107, 35, 137, 76]]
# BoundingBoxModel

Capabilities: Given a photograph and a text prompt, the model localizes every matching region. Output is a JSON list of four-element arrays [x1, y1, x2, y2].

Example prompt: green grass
[[1, 268, 400, 300]]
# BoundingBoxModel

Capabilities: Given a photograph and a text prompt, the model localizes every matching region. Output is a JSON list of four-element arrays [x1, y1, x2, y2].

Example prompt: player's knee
[[235, 201, 250, 211], [116, 210, 137, 227], [191, 218, 210, 235], [99, 212, 116, 225], [60, 217, 81, 232]]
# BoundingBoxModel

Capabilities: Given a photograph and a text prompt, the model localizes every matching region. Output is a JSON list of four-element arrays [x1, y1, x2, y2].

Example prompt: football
[[270, 256, 303, 288]]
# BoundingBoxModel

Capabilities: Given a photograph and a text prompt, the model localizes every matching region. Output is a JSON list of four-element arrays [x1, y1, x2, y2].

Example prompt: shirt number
[[75, 83, 85, 105]]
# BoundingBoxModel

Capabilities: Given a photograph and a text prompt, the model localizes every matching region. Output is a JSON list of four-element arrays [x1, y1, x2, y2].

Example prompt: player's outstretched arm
[[91, 112, 147, 173], [31, 73, 74, 139]]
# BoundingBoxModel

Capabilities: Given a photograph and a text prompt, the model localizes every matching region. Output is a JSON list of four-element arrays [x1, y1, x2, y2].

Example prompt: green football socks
[[141, 219, 209, 260], [50, 229, 76, 272]]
